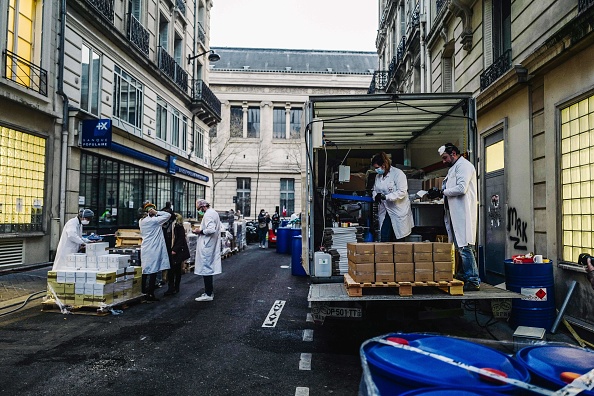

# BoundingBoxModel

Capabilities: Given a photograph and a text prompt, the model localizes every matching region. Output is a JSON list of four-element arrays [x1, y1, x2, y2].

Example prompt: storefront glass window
[[0, 127, 45, 233], [560, 94, 594, 263]]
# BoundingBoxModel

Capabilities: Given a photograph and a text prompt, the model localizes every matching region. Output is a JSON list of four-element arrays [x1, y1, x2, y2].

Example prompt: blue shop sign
[[81, 119, 112, 148], [168, 155, 177, 174]]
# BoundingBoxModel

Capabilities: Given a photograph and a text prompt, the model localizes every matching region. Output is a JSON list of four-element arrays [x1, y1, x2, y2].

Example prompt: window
[[484, 0, 511, 67], [247, 107, 260, 138], [159, 16, 169, 51], [81, 44, 101, 115], [130, 0, 141, 20], [195, 126, 205, 159], [230, 106, 243, 138], [236, 178, 251, 217], [0, 127, 45, 233], [156, 97, 168, 141], [280, 178, 295, 216], [273, 108, 286, 139], [113, 65, 143, 128], [181, 116, 188, 151], [209, 125, 217, 138], [560, 94, 594, 263], [156, 96, 186, 149], [172, 108, 180, 147], [290, 108, 302, 139]]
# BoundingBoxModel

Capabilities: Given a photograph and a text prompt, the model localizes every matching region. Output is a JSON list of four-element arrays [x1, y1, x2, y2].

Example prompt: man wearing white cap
[[53, 209, 94, 270], [193, 198, 221, 301], [436, 143, 480, 291]]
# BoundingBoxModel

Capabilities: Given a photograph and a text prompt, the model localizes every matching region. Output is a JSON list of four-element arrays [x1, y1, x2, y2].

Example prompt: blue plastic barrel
[[504, 260, 556, 331], [515, 345, 594, 395], [286, 227, 301, 254], [276, 227, 291, 254], [400, 388, 502, 396], [291, 235, 306, 276], [281, 219, 289, 227], [360, 333, 530, 395]]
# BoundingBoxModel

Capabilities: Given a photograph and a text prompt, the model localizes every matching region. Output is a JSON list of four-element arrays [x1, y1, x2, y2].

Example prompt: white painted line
[[295, 387, 309, 396], [303, 329, 314, 342], [306, 313, 313, 323], [262, 300, 286, 328], [299, 353, 312, 370], [280, 265, 290, 268]]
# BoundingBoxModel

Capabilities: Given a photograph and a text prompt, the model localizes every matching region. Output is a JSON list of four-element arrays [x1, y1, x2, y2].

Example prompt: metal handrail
[[480, 49, 512, 90], [2, 50, 47, 96], [175, 0, 185, 16], [197, 22, 206, 45], [127, 13, 149, 56], [84, 0, 114, 22], [192, 79, 221, 119], [368, 71, 389, 94]]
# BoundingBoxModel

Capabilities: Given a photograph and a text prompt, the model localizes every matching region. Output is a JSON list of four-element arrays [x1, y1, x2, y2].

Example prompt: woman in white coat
[[53, 209, 94, 270], [193, 199, 221, 302], [139, 202, 173, 301], [371, 152, 414, 242]]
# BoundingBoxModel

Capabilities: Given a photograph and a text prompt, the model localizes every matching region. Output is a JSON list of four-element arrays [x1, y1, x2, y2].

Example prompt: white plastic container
[[314, 251, 332, 277]]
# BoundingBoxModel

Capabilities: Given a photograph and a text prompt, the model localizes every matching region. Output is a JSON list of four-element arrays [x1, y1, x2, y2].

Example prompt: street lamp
[[187, 49, 221, 65]]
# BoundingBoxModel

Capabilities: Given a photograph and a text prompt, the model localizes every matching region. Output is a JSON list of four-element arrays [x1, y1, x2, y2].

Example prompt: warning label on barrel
[[520, 287, 547, 301]]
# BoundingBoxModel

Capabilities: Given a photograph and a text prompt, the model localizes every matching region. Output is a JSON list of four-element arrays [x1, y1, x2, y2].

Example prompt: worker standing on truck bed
[[371, 152, 413, 242], [436, 143, 481, 292]]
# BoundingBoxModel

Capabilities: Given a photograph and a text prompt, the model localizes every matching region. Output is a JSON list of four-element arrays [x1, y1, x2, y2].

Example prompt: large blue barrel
[[286, 227, 301, 254], [515, 345, 594, 395], [360, 333, 530, 395], [276, 227, 291, 254], [291, 235, 306, 276], [280, 219, 289, 227], [504, 260, 556, 331]]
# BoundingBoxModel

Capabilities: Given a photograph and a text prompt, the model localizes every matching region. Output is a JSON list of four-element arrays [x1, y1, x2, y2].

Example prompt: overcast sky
[[210, 0, 378, 52]]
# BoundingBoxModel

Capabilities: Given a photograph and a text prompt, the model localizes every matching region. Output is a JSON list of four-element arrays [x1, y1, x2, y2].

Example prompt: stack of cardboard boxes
[[347, 242, 454, 284], [46, 242, 143, 307]]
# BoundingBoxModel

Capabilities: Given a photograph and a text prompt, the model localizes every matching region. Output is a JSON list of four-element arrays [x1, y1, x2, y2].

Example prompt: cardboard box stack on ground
[[433, 242, 454, 281], [374, 243, 394, 282], [394, 242, 414, 282], [46, 241, 143, 308], [347, 242, 375, 282]]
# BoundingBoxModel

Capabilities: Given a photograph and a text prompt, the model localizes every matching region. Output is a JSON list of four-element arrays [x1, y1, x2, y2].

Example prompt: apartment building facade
[[0, 0, 221, 266], [209, 48, 377, 219], [375, 0, 594, 328]]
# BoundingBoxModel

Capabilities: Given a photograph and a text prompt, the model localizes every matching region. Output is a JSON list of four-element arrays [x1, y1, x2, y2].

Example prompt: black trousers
[[142, 273, 157, 296], [168, 261, 182, 292], [203, 275, 213, 296]]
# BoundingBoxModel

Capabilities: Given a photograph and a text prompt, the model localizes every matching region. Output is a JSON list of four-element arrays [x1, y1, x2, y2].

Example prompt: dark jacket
[[171, 224, 190, 264]]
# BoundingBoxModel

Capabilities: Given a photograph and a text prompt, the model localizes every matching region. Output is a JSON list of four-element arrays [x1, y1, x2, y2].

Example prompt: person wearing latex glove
[[426, 187, 443, 200], [53, 209, 94, 270], [438, 143, 480, 292], [371, 152, 414, 242]]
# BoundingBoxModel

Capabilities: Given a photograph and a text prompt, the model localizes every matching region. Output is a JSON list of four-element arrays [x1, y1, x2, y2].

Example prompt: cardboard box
[[345, 158, 371, 173], [348, 261, 374, 273], [375, 243, 394, 263], [395, 263, 414, 282], [434, 261, 453, 273], [96, 271, 116, 284], [413, 242, 433, 253], [433, 252, 452, 262], [414, 262, 434, 282], [414, 252, 433, 262], [86, 242, 109, 255], [348, 260, 375, 283], [434, 271, 453, 282], [375, 262, 395, 282], [432, 242, 452, 253], [393, 242, 414, 263], [336, 173, 367, 191], [347, 243, 375, 263]]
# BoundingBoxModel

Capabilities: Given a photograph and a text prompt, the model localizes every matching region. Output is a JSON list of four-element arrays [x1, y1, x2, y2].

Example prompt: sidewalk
[[0, 263, 51, 309]]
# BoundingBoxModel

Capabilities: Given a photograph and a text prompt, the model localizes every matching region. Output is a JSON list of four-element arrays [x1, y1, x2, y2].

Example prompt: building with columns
[[208, 47, 377, 219]]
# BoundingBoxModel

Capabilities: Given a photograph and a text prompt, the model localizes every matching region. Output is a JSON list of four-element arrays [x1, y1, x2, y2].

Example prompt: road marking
[[299, 353, 312, 370], [295, 387, 309, 396], [306, 313, 313, 323], [280, 265, 290, 268], [303, 329, 313, 342], [262, 300, 286, 328]]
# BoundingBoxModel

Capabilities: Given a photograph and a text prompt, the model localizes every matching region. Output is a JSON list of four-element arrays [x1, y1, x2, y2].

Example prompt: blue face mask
[[376, 167, 385, 175]]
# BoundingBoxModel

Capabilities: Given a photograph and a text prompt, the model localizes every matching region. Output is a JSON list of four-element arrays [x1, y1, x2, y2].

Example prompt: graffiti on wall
[[507, 207, 528, 250]]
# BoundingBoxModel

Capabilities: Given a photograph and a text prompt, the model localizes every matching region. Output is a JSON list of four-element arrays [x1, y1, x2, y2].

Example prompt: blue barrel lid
[[515, 345, 594, 394], [363, 333, 530, 391]]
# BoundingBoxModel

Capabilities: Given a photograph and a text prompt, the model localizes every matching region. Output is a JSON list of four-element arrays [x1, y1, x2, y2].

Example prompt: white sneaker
[[195, 293, 213, 302]]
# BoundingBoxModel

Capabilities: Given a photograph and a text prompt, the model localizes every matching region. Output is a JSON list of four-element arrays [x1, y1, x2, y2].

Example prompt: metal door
[[484, 130, 506, 285]]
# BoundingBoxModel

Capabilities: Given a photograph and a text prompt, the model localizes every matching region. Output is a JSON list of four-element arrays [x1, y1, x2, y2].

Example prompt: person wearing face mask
[[139, 202, 173, 301], [371, 152, 413, 242], [52, 209, 95, 270], [193, 199, 222, 302], [257, 209, 269, 248], [432, 143, 480, 291]]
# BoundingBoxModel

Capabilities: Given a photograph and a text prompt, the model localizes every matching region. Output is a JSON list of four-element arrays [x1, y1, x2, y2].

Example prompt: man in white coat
[[438, 143, 480, 291], [139, 202, 173, 301], [371, 152, 414, 242], [193, 199, 221, 302], [53, 209, 94, 270]]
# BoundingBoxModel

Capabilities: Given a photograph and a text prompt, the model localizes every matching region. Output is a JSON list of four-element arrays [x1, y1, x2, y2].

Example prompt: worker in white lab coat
[[437, 143, 480, 291], [139, 202, 173, 301], [193, 199, 221, 302], [372, 152, 414, 242], [52, 209, 94, 270]]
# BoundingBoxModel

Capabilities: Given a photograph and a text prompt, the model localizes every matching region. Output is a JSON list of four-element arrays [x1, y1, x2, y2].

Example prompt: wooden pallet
[[41, 295, 144, 316], [343, 273, 464, 297]]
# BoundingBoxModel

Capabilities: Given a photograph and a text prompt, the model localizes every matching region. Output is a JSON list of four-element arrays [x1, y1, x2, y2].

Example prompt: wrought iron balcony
[[197, 22, 206, 46], [176, 0, 185, 16], [579, 0, 594, 14], [397, 36, 407, 63], [128, 13, 149, 56], [368, 71, 389, 94], [436, 0, 449, 15], [85, 0, 114, 22], [157, 47, 188, 90], [2, 50, 47, 96], [191, 79, 221, 127], [480, 49, 512, 90], [409, 2, 420, 30]]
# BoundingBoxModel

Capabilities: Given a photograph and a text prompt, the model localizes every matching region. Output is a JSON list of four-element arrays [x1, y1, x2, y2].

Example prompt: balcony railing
[[368, 71, 389, 94], [192, 79, 221, 126], [128, 14, 149, 56], [197, 22, 206, 46], [85, 0, 114, 22], [480, 49, 512, 90], [175, 0, 185, 16], [157, 47, 189, 91], [579, 0, 594, 14], [409, 2, 420, 30], [397, 36, 407, 63], [2, 50, 47, 96], [436, 0, 448, 15]]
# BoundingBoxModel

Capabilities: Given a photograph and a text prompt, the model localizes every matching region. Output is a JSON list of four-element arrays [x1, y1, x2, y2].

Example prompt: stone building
[[209, 47, 377, 219], [375, 0, 594, 330]]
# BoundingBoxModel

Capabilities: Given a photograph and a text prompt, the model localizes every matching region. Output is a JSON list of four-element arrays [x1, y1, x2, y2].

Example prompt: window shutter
[[132, 0, 141, 20], [484, 0, 493, 67], [443, 56, 453, 92]]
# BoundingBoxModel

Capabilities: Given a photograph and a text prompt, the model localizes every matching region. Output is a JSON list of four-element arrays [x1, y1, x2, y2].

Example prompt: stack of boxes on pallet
[[347, 242, 454, 283], [47, 242, 143, 307]]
